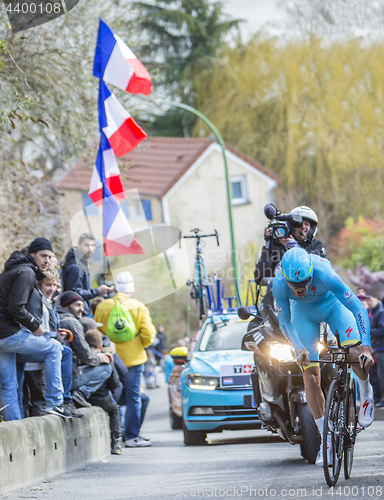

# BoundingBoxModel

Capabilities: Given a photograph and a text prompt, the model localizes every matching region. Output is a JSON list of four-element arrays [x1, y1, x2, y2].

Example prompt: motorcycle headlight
[[269, 342, 295, 362], [186, 374, 219, 390]]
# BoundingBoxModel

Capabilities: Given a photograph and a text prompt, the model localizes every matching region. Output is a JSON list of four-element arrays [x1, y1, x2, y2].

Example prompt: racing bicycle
[[180, 228, 219, 321], [311, 332, 366, 486]]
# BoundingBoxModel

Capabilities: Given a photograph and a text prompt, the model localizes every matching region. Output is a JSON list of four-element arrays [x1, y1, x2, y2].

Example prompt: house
[[56, 137, 279, 288]]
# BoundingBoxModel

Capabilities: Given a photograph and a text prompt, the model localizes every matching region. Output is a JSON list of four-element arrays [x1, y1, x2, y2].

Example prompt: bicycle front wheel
[[323, 379, 343, 487], [344, 378, 357, 479]]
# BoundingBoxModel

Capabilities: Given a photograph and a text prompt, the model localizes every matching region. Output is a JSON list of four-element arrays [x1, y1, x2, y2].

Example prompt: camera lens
[[275, 227, 287, 239]]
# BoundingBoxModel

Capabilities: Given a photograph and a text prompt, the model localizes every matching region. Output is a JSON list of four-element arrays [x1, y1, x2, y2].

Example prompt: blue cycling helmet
[[281, 248, 313, 290]]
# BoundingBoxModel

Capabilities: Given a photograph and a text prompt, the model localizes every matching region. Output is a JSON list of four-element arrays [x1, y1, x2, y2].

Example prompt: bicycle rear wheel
[[344, 378, 357, 479], [323, 379, 343, 487]]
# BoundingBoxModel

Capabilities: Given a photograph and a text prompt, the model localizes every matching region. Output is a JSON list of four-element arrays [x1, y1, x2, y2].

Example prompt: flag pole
[[102, 179, 107, 283]]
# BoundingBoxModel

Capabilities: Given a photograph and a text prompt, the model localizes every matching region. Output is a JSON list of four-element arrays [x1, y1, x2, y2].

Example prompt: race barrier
[[0, 407, 110, 494]]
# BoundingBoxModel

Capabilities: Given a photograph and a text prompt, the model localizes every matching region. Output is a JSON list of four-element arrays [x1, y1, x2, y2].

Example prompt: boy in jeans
[[23, 269, 83, 418], [84, 329, 122, 455]]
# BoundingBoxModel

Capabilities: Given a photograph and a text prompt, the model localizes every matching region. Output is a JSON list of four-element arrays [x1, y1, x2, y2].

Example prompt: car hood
[[189, 350, 254, 376]]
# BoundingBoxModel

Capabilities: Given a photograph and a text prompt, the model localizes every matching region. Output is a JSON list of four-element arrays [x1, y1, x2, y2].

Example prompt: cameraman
[[244, 206, 327, 409], [254, 205, 326, 285]]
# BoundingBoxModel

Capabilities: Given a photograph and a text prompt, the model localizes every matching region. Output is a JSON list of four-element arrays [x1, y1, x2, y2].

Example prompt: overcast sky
[[219, 0, 285, 39]]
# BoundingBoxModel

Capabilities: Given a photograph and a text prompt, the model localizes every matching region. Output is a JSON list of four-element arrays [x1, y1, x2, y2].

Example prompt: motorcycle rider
[[254, 206, 326, 285], [244, 206, 327, 353], [273, 247, 375, 467]]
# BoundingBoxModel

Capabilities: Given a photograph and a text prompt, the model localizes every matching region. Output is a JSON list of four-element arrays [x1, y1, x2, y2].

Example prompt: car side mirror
[[170, 346, 189, 365]]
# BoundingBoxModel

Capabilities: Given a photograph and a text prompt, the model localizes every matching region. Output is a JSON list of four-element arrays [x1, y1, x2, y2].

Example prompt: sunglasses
[[286, 276, 312, 290]]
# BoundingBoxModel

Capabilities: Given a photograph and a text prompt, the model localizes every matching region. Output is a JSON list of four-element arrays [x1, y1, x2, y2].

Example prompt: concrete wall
[[0, 407, 110, 494]]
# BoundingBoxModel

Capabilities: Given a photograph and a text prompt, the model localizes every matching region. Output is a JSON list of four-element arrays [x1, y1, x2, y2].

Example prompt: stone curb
[[0, 407, 110, 494]]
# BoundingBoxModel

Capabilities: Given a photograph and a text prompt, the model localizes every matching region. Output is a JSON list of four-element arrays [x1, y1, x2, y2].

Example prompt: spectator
[[61, 234, 113, 315], [0, 238, 71, 420], [84, 329, 122, 455], [155, 324, 167, 353], [56, 291, 113, 407], [162, 345, 176, 384], [91, 296, 105, 317], [143, 349, 158, 389], [255, 206, 326, 284], [22, 269, 83, 418], [360, 293, 384, 407], [21, 268, 57, 417], [94, 271, 156, 447]]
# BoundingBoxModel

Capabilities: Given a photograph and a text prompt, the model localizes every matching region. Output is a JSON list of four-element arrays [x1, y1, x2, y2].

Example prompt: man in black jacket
[[57, 291, 112, 407], [61, 234, 112, 315], [0, 238, 71, 420], [254, 206, 326, 284], [360, 293, 384, 407]]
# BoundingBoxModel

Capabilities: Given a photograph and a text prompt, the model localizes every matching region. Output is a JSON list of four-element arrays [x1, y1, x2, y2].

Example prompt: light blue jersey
[[273, 254, 370, 359]]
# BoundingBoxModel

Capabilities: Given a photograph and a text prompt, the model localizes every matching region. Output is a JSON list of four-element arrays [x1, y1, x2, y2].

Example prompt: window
[[230, 176, 248, 205], [121, 198, 152, 221], [82, 192, 99, 216], [141, 199, 152, 221], [198, 320, 248, 351]]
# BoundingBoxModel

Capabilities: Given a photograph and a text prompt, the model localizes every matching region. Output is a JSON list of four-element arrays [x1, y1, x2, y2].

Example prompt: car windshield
[[198, 319, 248, 351]]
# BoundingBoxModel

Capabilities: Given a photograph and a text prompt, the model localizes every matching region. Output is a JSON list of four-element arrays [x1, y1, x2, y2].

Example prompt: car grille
[[189, 406, 257, 418]]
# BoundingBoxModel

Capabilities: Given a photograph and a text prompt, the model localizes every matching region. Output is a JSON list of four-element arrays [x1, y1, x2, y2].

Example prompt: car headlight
[[186, 374, 219, 390], [269, 342, 295, 362]]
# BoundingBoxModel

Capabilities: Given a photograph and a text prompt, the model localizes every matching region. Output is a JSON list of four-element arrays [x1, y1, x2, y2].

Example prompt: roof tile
[[56, 137, 280, 197]]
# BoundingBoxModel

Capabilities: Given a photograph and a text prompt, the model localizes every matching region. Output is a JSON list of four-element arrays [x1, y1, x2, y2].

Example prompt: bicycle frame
[[321, 341, 361, 486], [181, 228, 219, 322]]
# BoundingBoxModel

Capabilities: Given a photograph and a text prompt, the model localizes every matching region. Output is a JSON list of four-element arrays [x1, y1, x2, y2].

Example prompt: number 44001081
[[6, 2, 63, 14], [328, 486, 382, 497]]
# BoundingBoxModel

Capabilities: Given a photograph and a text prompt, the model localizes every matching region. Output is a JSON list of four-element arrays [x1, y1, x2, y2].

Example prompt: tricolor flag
[[94, 18, 152, 96], [103, 186, 144, 256], [89, 133, 125, 205], [99, 81, 147, 158]]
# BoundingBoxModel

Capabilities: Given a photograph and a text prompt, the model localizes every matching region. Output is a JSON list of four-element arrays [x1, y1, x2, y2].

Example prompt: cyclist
[[254, 206, 326, 285], [273, 248, 375, 467]]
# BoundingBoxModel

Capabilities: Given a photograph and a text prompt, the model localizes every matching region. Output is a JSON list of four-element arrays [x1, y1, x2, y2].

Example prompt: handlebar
[[360, 354, 367, 374], [179, 228, 219, 248]]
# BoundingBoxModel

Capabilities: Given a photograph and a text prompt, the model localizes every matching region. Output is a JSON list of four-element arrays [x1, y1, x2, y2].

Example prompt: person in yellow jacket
[[95, 271, 156, 448]]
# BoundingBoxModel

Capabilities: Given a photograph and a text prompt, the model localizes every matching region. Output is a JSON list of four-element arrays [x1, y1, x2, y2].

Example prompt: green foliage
[[132, 0, 240, 136], [0, 1, 146, 261], [192, 35, 384, 241], [0, 0, 140, 175], [339, 233, 384, 272], [331, 217, 384, 272]]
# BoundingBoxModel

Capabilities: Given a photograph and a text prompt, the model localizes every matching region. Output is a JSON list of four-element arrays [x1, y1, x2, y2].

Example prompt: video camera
[[264, 204, 303, 242]]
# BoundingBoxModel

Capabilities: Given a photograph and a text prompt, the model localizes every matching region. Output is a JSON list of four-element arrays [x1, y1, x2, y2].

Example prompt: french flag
[[103, 186, 144, 256], [89, 133, 125, 205], [99, 81, 147, 158], [94, 18, 152, 96]]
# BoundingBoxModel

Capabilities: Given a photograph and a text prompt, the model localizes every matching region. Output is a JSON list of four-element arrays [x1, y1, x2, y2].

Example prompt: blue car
[[168, 312, 261, 445]]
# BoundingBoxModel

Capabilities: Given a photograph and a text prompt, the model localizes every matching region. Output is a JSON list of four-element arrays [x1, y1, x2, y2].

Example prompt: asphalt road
[[2, 383, 384, 500]]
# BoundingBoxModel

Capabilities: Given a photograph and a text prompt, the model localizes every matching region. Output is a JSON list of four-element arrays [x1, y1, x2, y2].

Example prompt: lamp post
[[162, 100, 240, 296]]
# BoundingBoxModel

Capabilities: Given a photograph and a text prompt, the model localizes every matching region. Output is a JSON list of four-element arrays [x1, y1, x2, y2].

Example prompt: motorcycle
[[239, 278, 336, 464]]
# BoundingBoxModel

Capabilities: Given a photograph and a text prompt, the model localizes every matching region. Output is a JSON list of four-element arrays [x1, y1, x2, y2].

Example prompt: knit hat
[[115, 271, 135, 294], [61, 291, 84, 307], [28, 237, 53, 254]]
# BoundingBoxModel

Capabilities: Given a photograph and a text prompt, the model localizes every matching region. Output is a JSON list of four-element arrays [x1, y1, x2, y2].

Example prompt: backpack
[[106, 298, 137, 343]]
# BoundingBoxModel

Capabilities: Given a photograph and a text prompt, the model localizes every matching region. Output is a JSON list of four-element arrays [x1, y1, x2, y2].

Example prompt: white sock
[[315, 417, 324, 437], [359, 377, 373, 400]]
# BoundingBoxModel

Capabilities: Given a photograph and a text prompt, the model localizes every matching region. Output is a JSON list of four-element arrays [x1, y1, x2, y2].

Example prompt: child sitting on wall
[[84, 329, 122, 455]]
